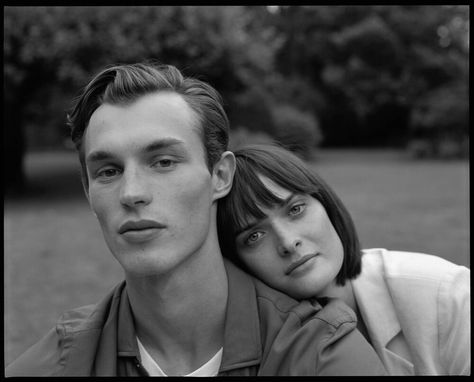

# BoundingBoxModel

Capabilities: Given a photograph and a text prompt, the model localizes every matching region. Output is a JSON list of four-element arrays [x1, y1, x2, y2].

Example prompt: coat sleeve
[[5, 325, 67, 376], [438, 265, 470, 375]]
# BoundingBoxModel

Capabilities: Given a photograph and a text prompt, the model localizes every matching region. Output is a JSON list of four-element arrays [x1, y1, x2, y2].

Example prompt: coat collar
[[111, 259, 262, 372], [219, 260, 262, 371]]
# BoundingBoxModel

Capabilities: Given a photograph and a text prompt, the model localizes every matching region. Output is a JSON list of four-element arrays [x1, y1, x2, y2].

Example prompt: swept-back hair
[[67, 61, 229, 188], [217, 143, 362, 286]]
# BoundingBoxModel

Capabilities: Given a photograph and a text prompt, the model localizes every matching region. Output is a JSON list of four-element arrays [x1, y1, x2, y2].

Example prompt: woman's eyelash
[[245, 231, 264, 245], [289, 203, 306, 215]]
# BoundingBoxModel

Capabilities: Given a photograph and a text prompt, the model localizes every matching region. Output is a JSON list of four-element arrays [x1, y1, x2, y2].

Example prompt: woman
[[217, 144, 470, 375]]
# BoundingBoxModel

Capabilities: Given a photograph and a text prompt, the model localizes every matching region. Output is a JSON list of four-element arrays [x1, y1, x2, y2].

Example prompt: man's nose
[[119, 167, 152, 208]]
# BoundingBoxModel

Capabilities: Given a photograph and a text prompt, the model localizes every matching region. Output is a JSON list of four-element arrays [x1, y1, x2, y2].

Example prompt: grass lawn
[[4, 149, 470, 366]]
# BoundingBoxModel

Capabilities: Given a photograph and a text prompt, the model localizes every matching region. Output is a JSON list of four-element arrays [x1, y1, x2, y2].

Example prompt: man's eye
[[158, 159, 173, 167], [245, 231, 265, 246], [289, 203, 305, 216], [97, 168, 120, 179], [152, 158, 176, 168]]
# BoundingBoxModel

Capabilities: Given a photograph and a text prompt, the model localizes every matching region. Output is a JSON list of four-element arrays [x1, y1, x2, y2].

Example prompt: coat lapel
[[352, 250, 414, 375]]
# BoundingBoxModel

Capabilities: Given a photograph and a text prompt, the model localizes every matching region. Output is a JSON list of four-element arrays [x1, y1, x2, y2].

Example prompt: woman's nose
[[276, 228, 302, 257]]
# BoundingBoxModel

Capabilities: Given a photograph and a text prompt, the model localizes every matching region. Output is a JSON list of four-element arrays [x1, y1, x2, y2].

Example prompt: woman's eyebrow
[[236, 193, 297, 236]]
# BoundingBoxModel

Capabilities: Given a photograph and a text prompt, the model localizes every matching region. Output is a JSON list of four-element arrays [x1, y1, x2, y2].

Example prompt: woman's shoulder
[[361, 248, 469, 284]]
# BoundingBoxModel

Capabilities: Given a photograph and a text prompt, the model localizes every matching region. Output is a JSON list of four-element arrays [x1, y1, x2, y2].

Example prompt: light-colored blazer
[[352, 248, 470, 375]]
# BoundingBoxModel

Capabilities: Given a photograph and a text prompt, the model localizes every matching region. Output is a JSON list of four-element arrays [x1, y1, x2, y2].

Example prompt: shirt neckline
[[136, 336, 223, 376]]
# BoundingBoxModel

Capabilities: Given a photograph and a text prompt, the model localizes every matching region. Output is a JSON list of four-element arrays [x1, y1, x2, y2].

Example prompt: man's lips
[[118, 219, 166, 234], [285, 253, 319, 275]]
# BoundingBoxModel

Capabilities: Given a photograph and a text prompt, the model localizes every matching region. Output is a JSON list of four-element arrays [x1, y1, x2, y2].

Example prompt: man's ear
[[212, 151, 236, 202]]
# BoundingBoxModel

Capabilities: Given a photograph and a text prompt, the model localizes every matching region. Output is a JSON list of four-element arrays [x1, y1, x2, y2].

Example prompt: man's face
[[84, 91, 217, 277]]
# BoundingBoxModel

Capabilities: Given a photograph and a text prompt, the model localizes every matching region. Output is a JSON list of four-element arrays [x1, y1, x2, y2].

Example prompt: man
[[6, 62, 386, 376]]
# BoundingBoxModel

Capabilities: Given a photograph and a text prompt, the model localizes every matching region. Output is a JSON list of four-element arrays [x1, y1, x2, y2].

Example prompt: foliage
[[271, 104, 322, 159], [227, 85, 276, 136], [4, 6, 469, 189], [4, 6, 279, 189], [411, 82, 468, 136], [271, 5, 468, 146], [4, 6, 277, 113], [227, 76, 324, 156], [408, 81, 469, 158], [228, 127, 275, 151]]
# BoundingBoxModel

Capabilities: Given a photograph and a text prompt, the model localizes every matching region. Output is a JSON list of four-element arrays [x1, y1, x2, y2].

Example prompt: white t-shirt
[[136, 336, 223, 376]]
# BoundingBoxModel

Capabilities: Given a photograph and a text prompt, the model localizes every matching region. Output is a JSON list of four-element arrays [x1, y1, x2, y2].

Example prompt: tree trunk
[[4, 100, 26, 195]]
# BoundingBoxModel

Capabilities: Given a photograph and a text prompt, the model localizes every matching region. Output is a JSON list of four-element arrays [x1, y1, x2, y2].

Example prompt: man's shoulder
[[5, 281, 126, 376], [58, 281, 126, 334], [253, 277, 356, 329], [248, 274, 378, 375]]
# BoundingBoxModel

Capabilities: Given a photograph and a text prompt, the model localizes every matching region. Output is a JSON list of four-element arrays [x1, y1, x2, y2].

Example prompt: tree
[[269, 5, 469, 147], [4, 6, 279, 191]]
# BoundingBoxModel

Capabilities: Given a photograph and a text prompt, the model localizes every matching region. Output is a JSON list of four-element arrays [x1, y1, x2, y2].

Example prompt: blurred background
[[4, 5, 469, 365]]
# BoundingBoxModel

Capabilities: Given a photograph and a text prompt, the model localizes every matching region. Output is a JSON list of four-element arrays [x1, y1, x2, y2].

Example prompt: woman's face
[[235, 175, 344, 299]]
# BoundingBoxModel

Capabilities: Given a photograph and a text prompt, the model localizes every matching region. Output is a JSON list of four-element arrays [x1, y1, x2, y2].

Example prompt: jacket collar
[[113, 259, 262, 372], [219, 259, 262, 371], [352, 251, 401, 349]]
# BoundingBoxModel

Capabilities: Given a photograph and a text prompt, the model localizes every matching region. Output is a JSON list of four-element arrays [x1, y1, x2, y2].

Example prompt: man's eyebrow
[[236, 192, 297, 236], [144, 138, 185, 153], [86, 150, 114, 164], [86, 138, 185, 164]]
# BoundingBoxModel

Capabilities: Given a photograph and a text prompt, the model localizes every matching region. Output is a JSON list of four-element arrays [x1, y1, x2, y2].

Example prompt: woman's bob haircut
[[217, 143, 362, 286]]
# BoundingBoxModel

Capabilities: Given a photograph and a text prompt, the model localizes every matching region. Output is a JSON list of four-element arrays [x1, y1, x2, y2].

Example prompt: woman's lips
[[285, 253, 319, 275]]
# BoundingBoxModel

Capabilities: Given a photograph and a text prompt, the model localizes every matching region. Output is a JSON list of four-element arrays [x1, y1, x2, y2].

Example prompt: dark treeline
[[4, 6, 469, 191]]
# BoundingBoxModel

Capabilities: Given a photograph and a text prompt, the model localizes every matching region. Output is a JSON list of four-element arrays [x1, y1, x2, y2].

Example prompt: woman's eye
[[289, 203, 305, 216], [245, 231, 264, 246]]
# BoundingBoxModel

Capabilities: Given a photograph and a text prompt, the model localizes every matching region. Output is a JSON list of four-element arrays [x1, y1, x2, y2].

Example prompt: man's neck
[[125, 251, 228, 376]]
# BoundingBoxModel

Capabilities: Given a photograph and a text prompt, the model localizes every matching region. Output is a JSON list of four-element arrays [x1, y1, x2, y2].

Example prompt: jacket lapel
[[352, 251, 414, 375], [381, 346, 415, 375]]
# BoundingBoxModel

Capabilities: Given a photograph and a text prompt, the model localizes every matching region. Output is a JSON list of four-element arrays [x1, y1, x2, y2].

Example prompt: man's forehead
[[84, 91, 204, 158], [89, 91, 197, 127]]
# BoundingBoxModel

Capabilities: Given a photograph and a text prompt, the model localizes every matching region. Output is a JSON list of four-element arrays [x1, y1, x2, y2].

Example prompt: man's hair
[[67, 61, 229, 188], [217, 143, 362, 286]]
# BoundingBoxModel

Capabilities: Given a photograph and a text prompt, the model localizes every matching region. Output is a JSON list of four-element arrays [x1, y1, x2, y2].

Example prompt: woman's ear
[[212, 151, 236, 201]]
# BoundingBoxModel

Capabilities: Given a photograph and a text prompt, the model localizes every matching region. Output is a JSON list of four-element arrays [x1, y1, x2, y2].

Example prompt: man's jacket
[[6, 260, 386, 376]]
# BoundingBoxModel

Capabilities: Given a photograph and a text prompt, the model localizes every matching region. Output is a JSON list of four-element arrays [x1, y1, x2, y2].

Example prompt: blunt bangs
[[227, 160, 284, 236], [226, 144, 327, 237]]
